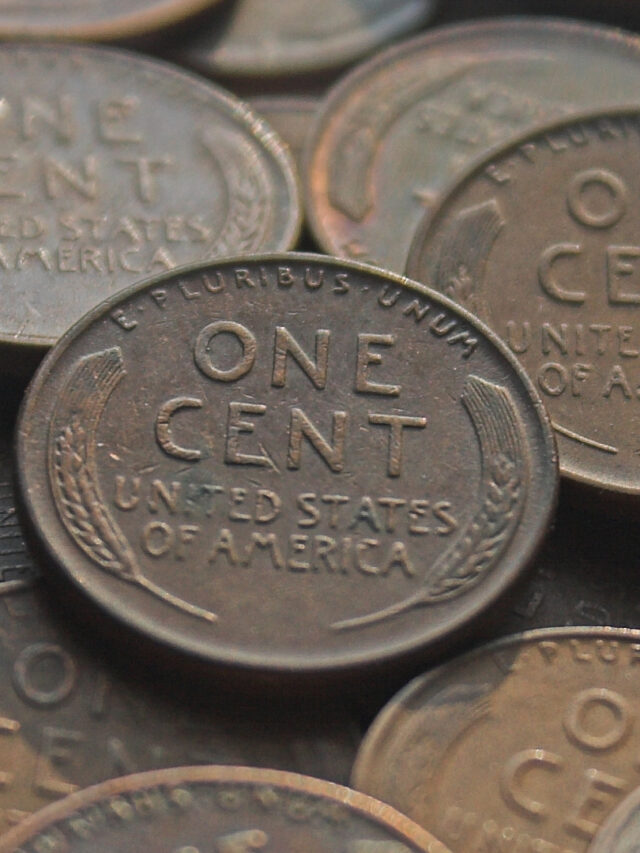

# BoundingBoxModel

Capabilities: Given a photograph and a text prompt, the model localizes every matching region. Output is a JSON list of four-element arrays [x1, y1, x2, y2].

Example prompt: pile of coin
[[0, 1, 639, 851]]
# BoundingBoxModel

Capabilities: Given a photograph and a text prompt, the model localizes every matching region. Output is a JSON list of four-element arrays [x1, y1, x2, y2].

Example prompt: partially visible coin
[[252, 97, 319, 174], [176, 0, 437, 78], [305, 18, 640, 273], [353, 627, 640, 853], [17, 255, 556, 676], [589, 784, 640, 853], [0, 45, 300, 357], [407, 108, 640, 498], [0, 765, 451, 852], [0, 0, 222, 41]]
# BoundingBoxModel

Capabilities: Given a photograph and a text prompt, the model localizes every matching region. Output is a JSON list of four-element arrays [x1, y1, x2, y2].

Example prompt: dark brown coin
[[251, 97, 319, 175], [0, 0, 222, 41], [589, 784, 640, 853], [0, 766, 451, 853], [407, 108, 640, 498], [305, 18, 640, 274], [0, 427, 361, 830], [0, 45, 300, 357], [176, 0, 437, 78], [353, 627, 640, 853], [16, 255, 556, 676]]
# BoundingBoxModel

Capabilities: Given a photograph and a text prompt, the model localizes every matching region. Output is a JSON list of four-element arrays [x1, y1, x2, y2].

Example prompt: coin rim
[[16, 253, 558, 675]]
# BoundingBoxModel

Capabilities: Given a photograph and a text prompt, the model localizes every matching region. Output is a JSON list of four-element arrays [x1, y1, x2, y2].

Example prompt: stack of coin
[[0, 2, 639, 852]]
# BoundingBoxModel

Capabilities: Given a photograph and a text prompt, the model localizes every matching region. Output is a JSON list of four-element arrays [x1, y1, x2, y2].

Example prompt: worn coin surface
[[407, 108, 640, 497], [252, 97, 319, 175], [0, 428, 361, 832], [0, 765, 450, 853], [353, 627, 640, 853], [0, 45, 300, 355], [305, 18, 640, 274], [17, 255, 556, 675], [589, 784, 640, 853], [0, 0, 222, 41], [177, 0, 437, 78]]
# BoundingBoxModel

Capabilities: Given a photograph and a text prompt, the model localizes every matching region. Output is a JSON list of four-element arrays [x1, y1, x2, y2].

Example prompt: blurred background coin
[[251, 96, 319, 175], [0, 45, 300, 366], [353, 627, 640, 853], [305, 18, 640, 274], [0, 765, 451, 853]]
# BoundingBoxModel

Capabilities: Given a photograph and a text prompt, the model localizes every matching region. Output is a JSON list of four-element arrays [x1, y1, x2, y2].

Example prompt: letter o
[[564, 687, 632, 751], [13, 643, 77, 707], [567, 169, 627, 229], [142, 521, 174, 557], [538, 362, 567, 397], [194, 320, 256, 382]]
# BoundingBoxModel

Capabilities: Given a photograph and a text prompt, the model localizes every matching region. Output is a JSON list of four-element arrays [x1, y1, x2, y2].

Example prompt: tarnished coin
[[0, 45, 300, 356], [0, 428, 361, 831], [353, 627, 640, 853], [589, 784, 640, 853], [305, 18, 640, 273], [407, 108, 640, 498], [176, 0, 437, 78], [0, 0, 222, 41], [252, 97, 319, 175], [0, 766, 450, 853], [16, 255, 556, 676]]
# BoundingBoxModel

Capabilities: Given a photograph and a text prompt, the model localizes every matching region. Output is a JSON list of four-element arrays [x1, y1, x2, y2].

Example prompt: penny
[[252, 97, 319, 175], [176, 0, 437, 78], [305, 18, 640, 274], [0, 0, 222, 41], [0, 427, 362, 831], [0, 44, 300, 357], [589, 784, 640, 853], [407, 108, 640, 498], [16, 254, 556, 676], [352, 627, 640, 853], [0, 766, 451, 853]]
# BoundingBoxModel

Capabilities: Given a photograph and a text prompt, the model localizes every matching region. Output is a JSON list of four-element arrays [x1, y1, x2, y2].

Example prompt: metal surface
[[589, 784, 640, 853], [252, 96, 319, 175], [407, 108, 640, 498], [0, 44, 300, 355], [176, 0, 437, 77], [305, 18, 640, 273], [353, 627, 640, 853], [0, 766, 451, 852], [16, 254, 556, 676], [0, 0, 223, 41]]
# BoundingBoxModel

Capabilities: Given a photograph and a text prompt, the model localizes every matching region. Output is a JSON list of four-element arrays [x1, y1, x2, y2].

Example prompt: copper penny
[[0, 765, 451, 852], [0, 0, 223, 41], [251, 97, 319, 176], [353, 627, 640, 853], [16, 254, 556, 676], [176, 0, 437, 78], [0, 45, 300, 357], [407, 108, 640, 498], [589, 784, 640, 853], [305, 18, 640, 274]]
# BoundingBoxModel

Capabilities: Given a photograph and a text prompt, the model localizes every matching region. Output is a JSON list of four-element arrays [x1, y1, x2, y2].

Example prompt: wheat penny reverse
[[0, 766, 450, 852], [353, 627, 640, 853], [16, 255, 556, 675]]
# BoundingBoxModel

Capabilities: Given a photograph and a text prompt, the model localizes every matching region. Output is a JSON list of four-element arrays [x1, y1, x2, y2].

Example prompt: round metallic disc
[[0, 0, 223, 41], [589, 785, 640, 853], [352, 627, 640, 853], [305, 18, 640, 274], [0, 765, 450, 852], [0, 44, 300, 353], [176, 0, 437, 78], [251, 97, 319, 176], [16, 254, 556, 675], [0, 428, 361, 831], [407, 107, 640, 498]]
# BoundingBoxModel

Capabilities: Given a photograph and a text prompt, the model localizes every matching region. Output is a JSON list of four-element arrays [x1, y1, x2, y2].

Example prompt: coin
[[305, 18, 640, 273], [0, 0, 223, 41], [589, 784, 640, 853], [407, 108, 640, 498], [16, 254, 556, 676], [0, 45, 300, 357], [176, 0, 437, 78], [0, 765, 451, 853], [352, 627, 640, 853], [251, 97, 319, 174]]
